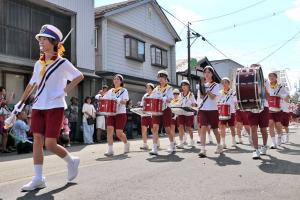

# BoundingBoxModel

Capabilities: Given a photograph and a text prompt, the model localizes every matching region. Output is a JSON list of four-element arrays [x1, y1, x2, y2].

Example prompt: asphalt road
[[1, 124, 300, 200]]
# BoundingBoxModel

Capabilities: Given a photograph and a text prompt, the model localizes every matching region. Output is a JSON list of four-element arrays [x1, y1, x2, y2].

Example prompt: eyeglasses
[[173, 93, 179, 95]]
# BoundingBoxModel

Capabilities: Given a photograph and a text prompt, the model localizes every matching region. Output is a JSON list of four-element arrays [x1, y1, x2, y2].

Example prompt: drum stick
[[61, 28, 74, 44]]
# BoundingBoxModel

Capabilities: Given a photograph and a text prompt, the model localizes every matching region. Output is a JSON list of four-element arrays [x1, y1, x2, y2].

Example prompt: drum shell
[[98, 99, 117, 116], [236, 67, 265, 112], [143, 98, 163, 116], [218, 103, 231, 120], [268, 96, 281, 112]]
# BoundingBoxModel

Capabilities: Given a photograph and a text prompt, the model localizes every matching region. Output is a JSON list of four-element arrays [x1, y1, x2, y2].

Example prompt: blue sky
[[95, 0, 300, 94]]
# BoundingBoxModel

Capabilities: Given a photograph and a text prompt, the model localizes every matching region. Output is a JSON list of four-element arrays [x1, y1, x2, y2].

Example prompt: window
[[94, 26, 98, 49], [151, 45, 168, 68], [124, 35, 145, 62]]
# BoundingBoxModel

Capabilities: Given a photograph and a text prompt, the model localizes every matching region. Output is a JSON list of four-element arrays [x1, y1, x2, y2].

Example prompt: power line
[[159, 5, 230, 59], [191, 0, 267, 23], [257, 29, 300, 63], [203, 5, 300, 35]]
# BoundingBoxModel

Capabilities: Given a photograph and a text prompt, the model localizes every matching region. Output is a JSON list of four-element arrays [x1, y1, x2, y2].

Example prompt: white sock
[[180, 140, 183, 145], [153, 143, 158, 150], [221, 137, 225, 145], [200, 145, 205, 151], [143, 143, 148, 147], [108, 145, 113, 152], [271, 137, 276, 146], [208, 134, 213, 142], [34, 164, 43, 180], [63, 154, 73, 164]]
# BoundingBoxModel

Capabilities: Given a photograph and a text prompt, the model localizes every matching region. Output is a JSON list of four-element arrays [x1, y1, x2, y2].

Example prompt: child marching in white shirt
[[15, 24, 84, 191], [103, 74, 130, 156]]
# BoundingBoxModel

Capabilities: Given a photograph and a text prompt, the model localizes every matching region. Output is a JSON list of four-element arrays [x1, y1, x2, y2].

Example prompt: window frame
[[151, 45, 168, 68], [94, 26, 98, 49], [124, 35, 145, 62]]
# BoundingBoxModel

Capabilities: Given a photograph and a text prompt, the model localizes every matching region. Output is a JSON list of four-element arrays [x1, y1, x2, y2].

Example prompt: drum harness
[[199, 82, 217, 110]]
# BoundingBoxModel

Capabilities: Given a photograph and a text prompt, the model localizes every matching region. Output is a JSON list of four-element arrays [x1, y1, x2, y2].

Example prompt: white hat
[[157, 70, 169, 77], [180, 79, 190, 85], [173, 89, 180, 94], [114, 74, 124, 81], [146, 83, 155, 89], [35, 24, 63, 42], [221, 77, 230, 82], [203, 65, 214, 72]]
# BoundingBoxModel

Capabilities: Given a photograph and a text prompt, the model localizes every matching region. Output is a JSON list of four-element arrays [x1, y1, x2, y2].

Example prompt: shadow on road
[[96, 154, 130, 161], [206, 153, 242, 166], [146, 153, 184, 163], [277, 146, 300, 156], [179, 146, 200, 154], [259, 155, 300, 175], [223, 146, 252, 154], [0, 144, 86, 162], [16, 182, 77, 200]]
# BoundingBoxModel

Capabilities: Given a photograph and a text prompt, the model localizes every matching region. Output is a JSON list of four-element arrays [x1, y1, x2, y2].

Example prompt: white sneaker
[[140, 144, 149, 150], [238, 138, 243, 144], [277, 136, 282, 146], [215, 144, 223, 154], [260, 146, 267, 155], [149, 148, 158, 155], [252, 150, 261, 159], [104, 150, 114, 156], [176, 143, 184, 149], [223, 144, 227, 149], [189, 140, 195, 147], [167, 144, 176, 153], [232, 140, 237, 147], [198, 149, 207, 158], [21, 176, 46, 191], [67, 157, 80, 182], [124, 142, 130, 153]]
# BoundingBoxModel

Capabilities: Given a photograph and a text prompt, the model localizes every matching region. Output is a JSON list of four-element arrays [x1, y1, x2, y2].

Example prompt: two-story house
[[0, 0, 95, 104], [95, 0, 181, 104]]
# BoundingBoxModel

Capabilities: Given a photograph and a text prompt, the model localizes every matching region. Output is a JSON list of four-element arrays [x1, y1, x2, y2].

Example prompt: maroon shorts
[[220, 113, 235, 127], [107, 113, 127, 130], [31, 108, 64, 138], [152, 107, 172, 127], [177, 115, 194, 127], [171, 118, 177, 126], [269, 111, 282, 123], [197, 110, 219, 129], [281, 112, 290, 127], [248, 107, 269, 128], [235, 110, 249, 125], [141, 116, 152, 128]]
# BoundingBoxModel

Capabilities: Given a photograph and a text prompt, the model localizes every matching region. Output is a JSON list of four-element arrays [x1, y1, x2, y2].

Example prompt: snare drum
[[268, 96, 281, 112], [236, 66, 265, 112], [98, 99, 117, 116], [218, 103, 231, 120], [143, 98, 163, 116]]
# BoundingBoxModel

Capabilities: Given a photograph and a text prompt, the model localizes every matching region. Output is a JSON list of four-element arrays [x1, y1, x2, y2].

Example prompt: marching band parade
[[0, 1, 300, 199], [0, 22, 299, 194]]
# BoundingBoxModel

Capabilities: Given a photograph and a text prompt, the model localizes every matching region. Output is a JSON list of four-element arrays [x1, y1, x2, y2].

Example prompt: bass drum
[[235, 66, 265, 112]]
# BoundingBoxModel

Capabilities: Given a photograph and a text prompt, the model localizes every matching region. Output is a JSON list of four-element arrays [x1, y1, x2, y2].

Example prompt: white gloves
[[162, 97, 167, 103], [12, 101, 25, 114], [196, 84, 200, 90]]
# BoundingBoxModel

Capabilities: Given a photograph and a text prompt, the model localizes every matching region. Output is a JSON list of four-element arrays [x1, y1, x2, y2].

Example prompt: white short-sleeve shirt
[[30, 57, 82, 110], [218, 89, 237, 113], [151, 85, 173, 109], [104, 88, 129, 114], [140, 93, 150, 107], [200, 82, 220, 111]]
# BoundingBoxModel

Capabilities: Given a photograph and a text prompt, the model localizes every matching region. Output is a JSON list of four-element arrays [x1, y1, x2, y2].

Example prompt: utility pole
[[187, 22, 191, 84]]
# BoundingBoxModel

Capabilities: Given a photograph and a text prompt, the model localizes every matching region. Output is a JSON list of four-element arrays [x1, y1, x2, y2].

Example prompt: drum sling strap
[[116, 89, 125, 98], [199, 83, 217, 109], [275, 85, 283, 96]]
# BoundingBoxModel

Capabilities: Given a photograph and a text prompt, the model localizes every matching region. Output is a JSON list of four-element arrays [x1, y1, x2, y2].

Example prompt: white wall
[[109, 3, 175, 45], [46, 0, 95, 70], [104, 20, 175, 83]]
